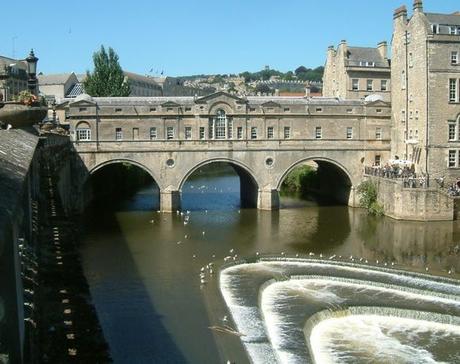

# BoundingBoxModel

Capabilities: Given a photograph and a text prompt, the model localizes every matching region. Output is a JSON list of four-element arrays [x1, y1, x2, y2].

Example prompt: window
[[150, 107, 156, 112], [409, 110, 413, 119], [347, 108, 353, 113], [376, 109, 382, 113], [199, 127, 205, 140], [409, 53, 413, 68], [374, 155, 381, 167], [115, 127, 123, 141], [452, 51, 459, 65], [251, 127, 257, 139], [401, 70, 406, 89], [315, 126, 322, 139], [316, 107, 323, 112], [401, 110, 406, 123], [185, 126, 192, 140], [185, 107, 192, 112], [267, 126, 274, 139], [283, 127, 291, 139], [79, 107, 87, 112], [450, 78, 459, 102], [375, 127, 382, 140], [228, 119, 233, 139], [167, 126, 174, 140], [432, 24, 439, 34], [76, 128, 91, 141], [237, 127, 243, 139], [449, 150, 457, 167], [215, 109, 226, 139], [352, 79, 359, 91], [132, 128, 139, 140], [283, 108, 290, 112], [450, 26, 459, 35], [346, 127, 353, 139], [150, 127, 157, 140], [115, 108, 122, 112], [366, 80, 373, 91], [415, 110, 419, 120], [381, 80, 388, 91]]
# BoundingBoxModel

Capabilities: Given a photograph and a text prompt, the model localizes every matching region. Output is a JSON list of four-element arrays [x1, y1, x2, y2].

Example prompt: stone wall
[[0, 129, 40, 363], [366, 176, 454, 221]]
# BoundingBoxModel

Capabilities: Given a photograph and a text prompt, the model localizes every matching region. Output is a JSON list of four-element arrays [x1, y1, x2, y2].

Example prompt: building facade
[[323, 40, 391, 102], [0, 56, 29, 101], [391, 0, 460, 179]]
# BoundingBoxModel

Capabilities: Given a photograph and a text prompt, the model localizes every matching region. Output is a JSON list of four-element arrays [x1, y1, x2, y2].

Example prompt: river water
[[79, 172, 460, 363]]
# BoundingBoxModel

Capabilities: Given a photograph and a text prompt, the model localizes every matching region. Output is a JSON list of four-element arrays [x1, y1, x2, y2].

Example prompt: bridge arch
[[88, 158, 162, 189], [179, 157, 260, 208], [277, 156, 355, 206]]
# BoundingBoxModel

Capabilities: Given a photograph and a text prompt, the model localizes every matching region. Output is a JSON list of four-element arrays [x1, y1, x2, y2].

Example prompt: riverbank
[[35, 160, 111, 362]]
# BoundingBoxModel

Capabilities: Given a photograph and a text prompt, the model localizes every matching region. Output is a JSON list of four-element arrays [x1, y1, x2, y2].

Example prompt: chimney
[[377, 41, 388, 60], [413, 0, 423, 12], [305, 85, 311, 97], [393, 5, 407, 20], [339, 40, 348, 57]]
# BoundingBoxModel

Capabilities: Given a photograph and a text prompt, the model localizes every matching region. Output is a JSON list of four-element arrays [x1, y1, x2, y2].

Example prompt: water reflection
[[79, 173, 460, 363]]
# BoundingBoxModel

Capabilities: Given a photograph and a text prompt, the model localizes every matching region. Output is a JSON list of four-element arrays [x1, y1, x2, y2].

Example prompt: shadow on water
[[82, 175, 189, 363]]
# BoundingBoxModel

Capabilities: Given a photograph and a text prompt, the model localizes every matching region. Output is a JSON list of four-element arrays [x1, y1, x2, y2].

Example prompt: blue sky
[[1, 0, 458, 76]]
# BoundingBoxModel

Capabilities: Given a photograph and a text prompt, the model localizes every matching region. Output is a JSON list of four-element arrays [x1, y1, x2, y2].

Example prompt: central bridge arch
[[179, 158, 260, 209]]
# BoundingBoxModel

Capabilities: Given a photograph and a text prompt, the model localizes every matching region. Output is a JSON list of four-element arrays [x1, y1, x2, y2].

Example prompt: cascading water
[[219, 258, 460, 363]]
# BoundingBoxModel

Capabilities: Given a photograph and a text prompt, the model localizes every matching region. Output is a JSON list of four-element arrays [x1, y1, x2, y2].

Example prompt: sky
[[1, 0, 458, 77]]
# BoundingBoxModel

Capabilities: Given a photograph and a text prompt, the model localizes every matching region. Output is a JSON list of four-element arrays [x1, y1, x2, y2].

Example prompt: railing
[[364, 166, 430, 188]]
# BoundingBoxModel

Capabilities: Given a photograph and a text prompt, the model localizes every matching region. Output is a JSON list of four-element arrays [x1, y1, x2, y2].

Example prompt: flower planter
[[0, 102, 47, 128]]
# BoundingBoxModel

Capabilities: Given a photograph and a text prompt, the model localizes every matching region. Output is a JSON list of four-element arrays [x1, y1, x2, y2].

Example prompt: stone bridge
[[59, 92, 391, 211]]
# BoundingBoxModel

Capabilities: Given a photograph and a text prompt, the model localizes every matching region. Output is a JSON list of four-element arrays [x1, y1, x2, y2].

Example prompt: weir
[[220, 258, 460, 364]]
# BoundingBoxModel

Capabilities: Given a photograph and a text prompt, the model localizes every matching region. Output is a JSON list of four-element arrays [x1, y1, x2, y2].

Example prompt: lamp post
[[26, 49, 38, 95]]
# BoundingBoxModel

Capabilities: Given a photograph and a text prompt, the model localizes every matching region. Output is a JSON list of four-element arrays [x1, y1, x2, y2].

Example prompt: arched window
[[215, 109, 226, 139], [209, 109, 233, 139], [75, 121, 91, 141]]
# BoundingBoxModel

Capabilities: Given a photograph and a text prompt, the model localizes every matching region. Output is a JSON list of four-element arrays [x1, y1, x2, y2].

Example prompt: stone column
[[258, 189, 280, 210], [160, 190, 181, 212], [348, 186, 358, 207]]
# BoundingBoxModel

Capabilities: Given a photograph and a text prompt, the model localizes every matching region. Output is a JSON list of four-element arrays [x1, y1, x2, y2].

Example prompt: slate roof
[[425, 12, 460, 26], [38, 73, 74, 85], [346, 47, 389, 68], [0, 129, 39, 229]]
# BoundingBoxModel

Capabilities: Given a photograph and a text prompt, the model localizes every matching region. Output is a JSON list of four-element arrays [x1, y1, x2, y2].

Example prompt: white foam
[[311, 315, 460, 364]]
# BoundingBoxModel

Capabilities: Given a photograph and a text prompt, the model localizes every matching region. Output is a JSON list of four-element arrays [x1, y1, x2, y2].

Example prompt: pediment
[[195, 91, 245, 104], [366, 100, 390, 107], [161, 101, 181, 107], [261, 101, 281, 108]]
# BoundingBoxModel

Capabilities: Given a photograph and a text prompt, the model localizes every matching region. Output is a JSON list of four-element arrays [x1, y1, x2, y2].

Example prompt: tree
[[84, 46, 131, 97], [295, 66, 309, 76]]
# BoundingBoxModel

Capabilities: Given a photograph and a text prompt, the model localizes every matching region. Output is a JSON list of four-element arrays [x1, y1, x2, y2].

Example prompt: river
[[79, 171, 460, 363]]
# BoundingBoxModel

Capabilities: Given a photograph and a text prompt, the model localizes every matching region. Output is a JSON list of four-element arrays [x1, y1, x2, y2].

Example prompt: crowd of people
[[365, 163, 431, 188]]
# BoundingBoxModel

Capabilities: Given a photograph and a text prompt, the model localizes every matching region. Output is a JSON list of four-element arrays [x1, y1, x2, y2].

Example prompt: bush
[[281, 165, 318, 192], [357, 180, 384, 216]]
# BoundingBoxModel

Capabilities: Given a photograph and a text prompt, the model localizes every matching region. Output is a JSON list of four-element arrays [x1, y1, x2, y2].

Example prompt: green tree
[[84, 46, 131, 97]]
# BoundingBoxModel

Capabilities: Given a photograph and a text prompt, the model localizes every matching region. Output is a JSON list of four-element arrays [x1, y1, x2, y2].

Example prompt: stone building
[[391, 0, 460, 179], [38, 72, 80, 101], [323, 40, 391, 101], [0, 56, 29, 101], [38, 71, 163, 102]]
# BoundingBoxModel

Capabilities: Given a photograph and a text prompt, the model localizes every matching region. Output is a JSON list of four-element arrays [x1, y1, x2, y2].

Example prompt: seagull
[[229, 249, 234, 254]]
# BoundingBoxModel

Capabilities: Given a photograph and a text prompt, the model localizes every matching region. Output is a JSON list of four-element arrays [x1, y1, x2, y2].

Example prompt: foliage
[[84, 46, 131, 97], [13, 90, 47, 106], [255, 83, 273, 94], [238, 66, 324, 83], [281, 165, 319, 192], [357, 180, 384, 216]]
